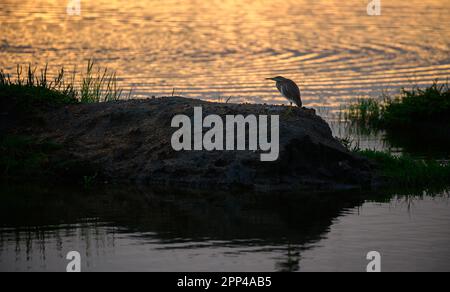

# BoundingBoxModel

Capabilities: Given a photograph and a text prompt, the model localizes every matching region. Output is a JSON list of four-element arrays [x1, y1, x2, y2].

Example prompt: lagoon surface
[[1, 0, 449, 108], [1, 0, 450, 272], [0, 186, 450, 272]]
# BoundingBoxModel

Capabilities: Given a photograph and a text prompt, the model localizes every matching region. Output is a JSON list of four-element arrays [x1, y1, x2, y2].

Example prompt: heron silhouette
[[267, 76, 302, 107]]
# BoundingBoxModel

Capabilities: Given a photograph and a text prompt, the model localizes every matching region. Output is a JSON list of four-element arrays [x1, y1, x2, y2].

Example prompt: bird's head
[[266, 76, 286, 82]]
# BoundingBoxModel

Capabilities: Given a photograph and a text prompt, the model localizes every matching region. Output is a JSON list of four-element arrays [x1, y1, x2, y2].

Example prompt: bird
[[266, 76, 302, 107]]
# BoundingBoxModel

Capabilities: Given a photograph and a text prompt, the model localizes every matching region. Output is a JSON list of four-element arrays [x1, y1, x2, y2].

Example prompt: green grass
[[79, 60, 130, 103], [357, 149, 450, 189], [0, 61, 127, 185], [0, 134, 100, 185], [345, 81, 450, 129], [0, 60, 131, 109], [337, 136, 450, 189], [0, 135, 61, 179]]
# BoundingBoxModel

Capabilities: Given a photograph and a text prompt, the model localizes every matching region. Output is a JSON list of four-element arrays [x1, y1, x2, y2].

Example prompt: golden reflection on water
[[0, 0, 449, 108]]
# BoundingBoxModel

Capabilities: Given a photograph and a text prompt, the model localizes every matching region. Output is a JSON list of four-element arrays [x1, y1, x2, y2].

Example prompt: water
[[1, 0, 449, 108], [0, 186, 449, 272], [1, 0, 450, 272]]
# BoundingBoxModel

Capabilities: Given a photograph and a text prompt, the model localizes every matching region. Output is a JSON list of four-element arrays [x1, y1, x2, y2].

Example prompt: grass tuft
[[338, 136, 450, 189], [357, 149, 450, 188], [0, 135, 61, 179], [344, 81, 450, 130], [0, 134, 101, 185], [79, 59, 130, 103], [0, 60, 131, 107]]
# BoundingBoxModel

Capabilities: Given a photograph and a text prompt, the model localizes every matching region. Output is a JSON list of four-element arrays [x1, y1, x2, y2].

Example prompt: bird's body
[[267, 76, 302, 107]]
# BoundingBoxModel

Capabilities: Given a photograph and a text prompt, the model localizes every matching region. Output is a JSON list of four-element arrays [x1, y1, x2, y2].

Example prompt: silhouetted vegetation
[[0, 61, 126, 185], [0, 135, 60, 179], [0, 60, 131, 112], [358, 149, 450, 189], [345, 81, 450, 129], [0, 134, 100, 185], [337, 136, 450, 189]]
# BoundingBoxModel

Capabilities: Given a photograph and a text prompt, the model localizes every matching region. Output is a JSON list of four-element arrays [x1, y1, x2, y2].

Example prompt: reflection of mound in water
[[0, 185, 372, 272]]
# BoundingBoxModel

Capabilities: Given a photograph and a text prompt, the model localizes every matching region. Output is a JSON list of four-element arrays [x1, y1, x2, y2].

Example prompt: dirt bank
[[2, 97, 374, 191]]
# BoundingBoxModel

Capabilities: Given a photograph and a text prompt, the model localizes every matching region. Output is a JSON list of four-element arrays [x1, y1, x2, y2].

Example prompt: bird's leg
[[286, 102, 294, 116]]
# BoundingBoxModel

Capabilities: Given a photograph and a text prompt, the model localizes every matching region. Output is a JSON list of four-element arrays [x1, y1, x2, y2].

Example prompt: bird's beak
[[266, 78, 275, 81]]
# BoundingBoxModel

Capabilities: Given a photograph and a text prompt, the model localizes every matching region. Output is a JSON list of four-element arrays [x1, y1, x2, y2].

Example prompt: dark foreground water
[[0, 185, 449, 272]]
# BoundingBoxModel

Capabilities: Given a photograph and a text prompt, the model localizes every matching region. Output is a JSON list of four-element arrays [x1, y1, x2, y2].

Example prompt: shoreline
[[1, 96, 376, 192]]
